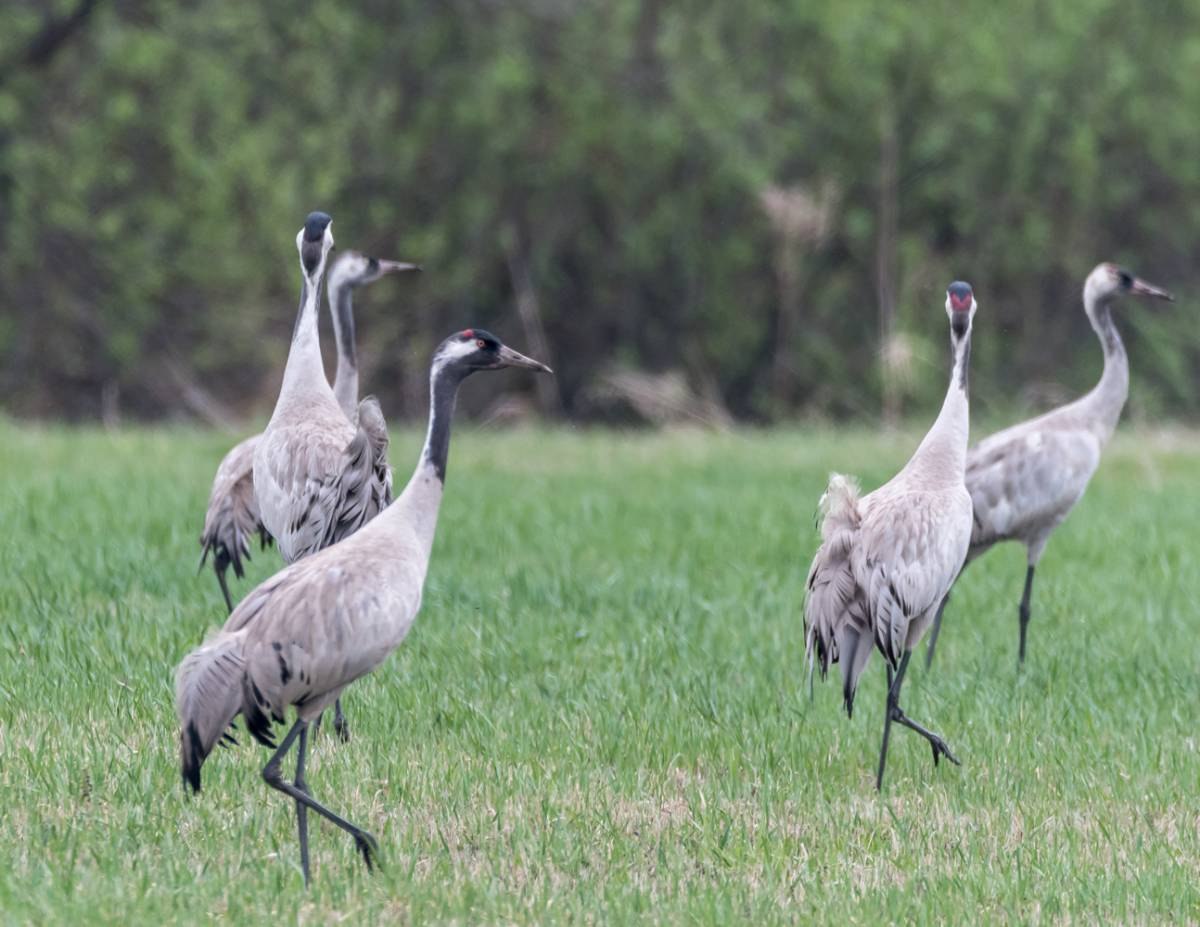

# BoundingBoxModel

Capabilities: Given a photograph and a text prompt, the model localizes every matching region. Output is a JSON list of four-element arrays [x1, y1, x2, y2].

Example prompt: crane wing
[[286, 398, 392, 559], [855, 487, 972, 665], [254, 403, 390, 563], [253, 413, 351, 560], [967, 425, 1102, 551], [235, 548, 424, 745]]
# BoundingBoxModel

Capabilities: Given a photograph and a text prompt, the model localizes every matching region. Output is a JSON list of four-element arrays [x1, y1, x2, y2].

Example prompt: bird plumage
[[198, 434, 271, 611], [176, 625, 248, 792], [965, 420, 1101, 562], [192, 526, 427, 758], [180, 452, 436, 789], [256, 401, 392, 564]]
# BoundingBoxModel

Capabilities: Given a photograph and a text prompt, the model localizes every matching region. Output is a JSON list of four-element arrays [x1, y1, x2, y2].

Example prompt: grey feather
[[176, 629, 248, 792], [272, 400, 393, 562], [199, 435, 272, 582]]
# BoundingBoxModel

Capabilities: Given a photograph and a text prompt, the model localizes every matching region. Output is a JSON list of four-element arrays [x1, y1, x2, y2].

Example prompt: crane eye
[[1118, 271, 1132, 288], [475, 338, 486, 349]]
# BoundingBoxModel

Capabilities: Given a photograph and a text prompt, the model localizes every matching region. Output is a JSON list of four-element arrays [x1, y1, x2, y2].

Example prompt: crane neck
[[420, 362, 467, 485], [385, 360, 467, 559], [274, 271, 334, 418], [909, 321, 971, 483], [330, 280, 359, 419], [1082, 293, 1129, 435]]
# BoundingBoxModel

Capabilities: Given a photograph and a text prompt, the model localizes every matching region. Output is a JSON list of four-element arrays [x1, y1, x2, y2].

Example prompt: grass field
[[1, 422, 1198, 924]]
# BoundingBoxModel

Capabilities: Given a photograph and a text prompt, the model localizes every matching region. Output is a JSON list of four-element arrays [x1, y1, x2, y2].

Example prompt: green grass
[[1, 422, 1198, 925]]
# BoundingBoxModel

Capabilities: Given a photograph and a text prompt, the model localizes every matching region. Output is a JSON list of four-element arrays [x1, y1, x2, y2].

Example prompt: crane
[[805, 282, 977, 789], [252, 214, 392, 564]]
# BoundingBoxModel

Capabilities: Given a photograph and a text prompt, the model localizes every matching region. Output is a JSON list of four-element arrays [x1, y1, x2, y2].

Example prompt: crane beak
[[1130, 277, 1173, 301], [379, 260, 422, 274], [497, 344, 553, 374]]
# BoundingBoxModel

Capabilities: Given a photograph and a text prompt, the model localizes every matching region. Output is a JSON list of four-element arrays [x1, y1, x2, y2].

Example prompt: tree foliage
[[1, 0, 1198, 422]]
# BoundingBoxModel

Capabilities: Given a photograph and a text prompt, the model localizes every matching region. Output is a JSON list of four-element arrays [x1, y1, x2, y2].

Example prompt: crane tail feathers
[[817, 473, 862, 538], [307, 397, 393, 554], [804, 472, 868, 703], [200, 457, 265, 584], [837, 623, 873, 717], [175, 630, 246, 793]]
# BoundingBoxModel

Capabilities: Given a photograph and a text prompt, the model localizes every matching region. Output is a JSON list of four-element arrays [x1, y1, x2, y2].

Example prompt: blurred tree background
[[1, 0, 1197, 425]]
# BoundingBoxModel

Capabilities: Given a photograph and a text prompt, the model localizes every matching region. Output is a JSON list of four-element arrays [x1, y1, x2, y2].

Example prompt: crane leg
[[875, 651, 960, 791], [309, 700, 349, 742], [923, 592, 951, 670], [333, 698, 350, 742], [294, 724, 312, 885], [262, 720, 379, 882], [215, 567, 235, 615], [1017, 565, 1035, 666], [875, 663, 898, 791]]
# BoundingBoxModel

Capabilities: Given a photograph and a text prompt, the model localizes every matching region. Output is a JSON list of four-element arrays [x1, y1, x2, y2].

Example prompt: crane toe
[[353, 831, 380, 872], [929, 734, 960, 768]]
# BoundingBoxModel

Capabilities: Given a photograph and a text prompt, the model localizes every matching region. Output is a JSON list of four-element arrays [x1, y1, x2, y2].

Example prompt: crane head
[[296, 212, 335, 281], [1090, 263, 1173, 304], [433, 329, 553, 376], [945, 281, 976, 338], [329, 251, 422, 292]]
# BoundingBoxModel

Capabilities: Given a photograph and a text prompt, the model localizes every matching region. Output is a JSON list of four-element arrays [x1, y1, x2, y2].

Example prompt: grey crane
[[199, 249, 417, 613], [176, 328, 551, 884], [805, 282, 977, 790], [923, 263, 1172, 670], [252, 212, 391, 567]]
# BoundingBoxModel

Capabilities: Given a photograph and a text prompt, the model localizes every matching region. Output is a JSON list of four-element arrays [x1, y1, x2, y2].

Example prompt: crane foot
[[891, 706, 960, 768], [353, 831, 380, 871]]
